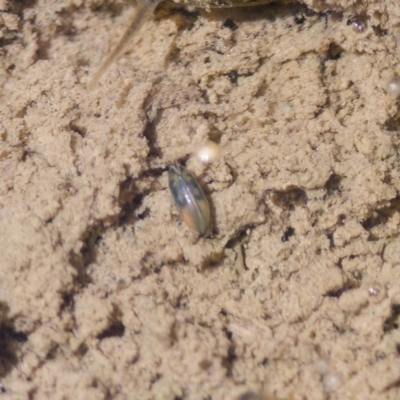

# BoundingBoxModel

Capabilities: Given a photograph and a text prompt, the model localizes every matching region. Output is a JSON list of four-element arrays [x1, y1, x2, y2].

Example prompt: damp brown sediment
[[1, 0, 400, 399]]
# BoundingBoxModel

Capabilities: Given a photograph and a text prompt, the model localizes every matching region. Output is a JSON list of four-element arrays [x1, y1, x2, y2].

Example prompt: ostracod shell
[[168, 165, 210, 234]]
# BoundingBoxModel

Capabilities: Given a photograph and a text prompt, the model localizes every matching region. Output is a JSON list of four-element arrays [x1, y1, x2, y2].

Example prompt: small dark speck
[[294, 15, 305, 24], [65, 25, 77, 36], [304, 8, 317, 17], [228, 70, 238, 84], [261, 357, 269, 365], [222, 18, 238, 30], [237, 392, 260, 400], [281, 227, 294, 242], [372, 24, 388, 37], [11, 330, 28, 342]]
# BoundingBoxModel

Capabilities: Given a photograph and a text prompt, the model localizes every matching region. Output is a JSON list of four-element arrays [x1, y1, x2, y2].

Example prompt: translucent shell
[[168, 165, 210, 234]]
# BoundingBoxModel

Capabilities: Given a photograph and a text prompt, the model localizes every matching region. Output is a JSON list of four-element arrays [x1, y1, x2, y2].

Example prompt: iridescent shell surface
[[168, 165, 210, 234]]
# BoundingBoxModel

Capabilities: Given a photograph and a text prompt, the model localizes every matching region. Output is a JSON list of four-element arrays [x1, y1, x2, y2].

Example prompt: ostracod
[[168, 164, 210, 234]]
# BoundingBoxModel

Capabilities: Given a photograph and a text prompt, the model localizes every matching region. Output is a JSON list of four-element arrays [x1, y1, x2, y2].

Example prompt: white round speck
[[323, 372, 342, 392], [385, 77, 400, 97], [314, 360, 329, 375], [369, 286, 379, 296], [196, 140, 221, 164]]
